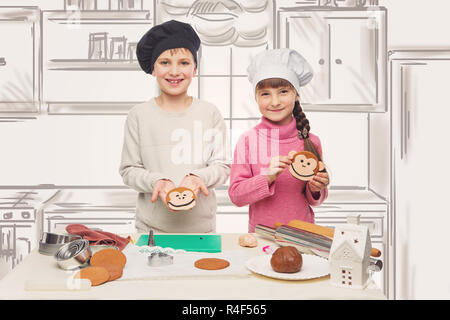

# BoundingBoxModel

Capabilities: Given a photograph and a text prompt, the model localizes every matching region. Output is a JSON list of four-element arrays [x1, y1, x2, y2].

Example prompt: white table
[[0, 233, 386, 300]]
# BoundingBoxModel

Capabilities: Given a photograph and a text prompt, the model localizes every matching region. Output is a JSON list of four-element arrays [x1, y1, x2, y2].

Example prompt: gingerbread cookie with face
[[288, 151, 325, 181], [166, 187, 196, 211]]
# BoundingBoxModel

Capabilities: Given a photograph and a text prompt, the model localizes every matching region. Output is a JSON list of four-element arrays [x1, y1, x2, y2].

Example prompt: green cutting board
[[136, 234, 222, 253]]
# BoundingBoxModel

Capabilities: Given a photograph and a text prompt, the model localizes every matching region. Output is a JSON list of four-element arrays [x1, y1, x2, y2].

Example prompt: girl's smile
[[255, 85, 298, 125], [268, 107, 285, 112]]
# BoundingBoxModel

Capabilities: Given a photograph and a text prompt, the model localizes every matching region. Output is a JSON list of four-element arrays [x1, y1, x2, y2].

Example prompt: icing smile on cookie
[[288, 151, 324, 182], [166, 187, 197, 211], [167, 198, 195, 207], [290, 164, 314, 178]]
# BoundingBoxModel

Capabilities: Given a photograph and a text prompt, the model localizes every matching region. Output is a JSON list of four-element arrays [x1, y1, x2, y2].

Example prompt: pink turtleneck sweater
[[228, 117, 328, 232]]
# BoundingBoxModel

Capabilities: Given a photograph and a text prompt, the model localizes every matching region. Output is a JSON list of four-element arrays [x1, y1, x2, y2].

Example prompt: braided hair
[[292, 100, 323, 163]]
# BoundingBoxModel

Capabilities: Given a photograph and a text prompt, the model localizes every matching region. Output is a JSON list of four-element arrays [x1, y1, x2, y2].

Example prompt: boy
[[119, 20, 230, 233]]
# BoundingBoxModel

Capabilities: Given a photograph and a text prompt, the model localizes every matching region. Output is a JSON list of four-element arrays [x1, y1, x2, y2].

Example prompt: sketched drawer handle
[[0, 57, 6, 66], [318, 58, 325, 65], [21, 211, 31, 219], [335, 59, 342, 64], [3, 212, 12, 219]]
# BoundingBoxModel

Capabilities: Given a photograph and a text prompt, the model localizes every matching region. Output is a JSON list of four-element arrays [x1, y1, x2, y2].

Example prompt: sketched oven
[[0, 209, 37, 270]]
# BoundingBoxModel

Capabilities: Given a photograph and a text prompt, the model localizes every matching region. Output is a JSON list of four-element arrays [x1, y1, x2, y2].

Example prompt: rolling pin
[[255, 224, 382, 272], [274, 220, 382, 258]]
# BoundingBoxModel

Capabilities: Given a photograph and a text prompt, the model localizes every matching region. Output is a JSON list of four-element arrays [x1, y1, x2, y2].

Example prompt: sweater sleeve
[[119, 110, 169, 193], [305, 134, 328, 206], [228, 133, 276, 207], [305, 183, 328, 206], [189, 106, 231, 189]]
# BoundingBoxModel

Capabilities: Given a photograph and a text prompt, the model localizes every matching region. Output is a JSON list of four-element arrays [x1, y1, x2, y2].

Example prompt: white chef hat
[[247, 48, 313, 95]]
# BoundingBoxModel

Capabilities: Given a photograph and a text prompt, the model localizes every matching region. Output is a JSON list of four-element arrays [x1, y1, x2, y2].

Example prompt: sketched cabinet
[[0, 7, 39, 113], [390, 51, 450, 299], [277, 8, 386, 112]]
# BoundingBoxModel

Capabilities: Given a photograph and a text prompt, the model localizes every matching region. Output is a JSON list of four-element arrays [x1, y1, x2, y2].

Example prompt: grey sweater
[[119, 98, 231, 233]]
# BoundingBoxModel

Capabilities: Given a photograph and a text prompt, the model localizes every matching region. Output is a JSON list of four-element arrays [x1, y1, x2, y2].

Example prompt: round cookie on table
[[99, 263, 124, 281], [74, 266, 110, 286], [90, 248, 127, 269], [194, 258, 230, 270], [75, 248, 127, 286]]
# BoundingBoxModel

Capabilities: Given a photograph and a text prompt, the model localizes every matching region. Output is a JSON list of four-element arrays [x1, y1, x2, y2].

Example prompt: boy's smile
[[166, 78, 184, 86], [152, 48, 197, 96]]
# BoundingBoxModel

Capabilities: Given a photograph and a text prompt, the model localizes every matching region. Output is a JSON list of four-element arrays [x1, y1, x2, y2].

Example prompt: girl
[[120, 20, 230, 233], [228, 48, 329, 232]]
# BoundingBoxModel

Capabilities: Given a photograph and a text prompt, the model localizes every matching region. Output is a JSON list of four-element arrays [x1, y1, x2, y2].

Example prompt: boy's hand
[[308, 171, 330, 193], [266, 155, 292, 185], [179, 174, 209, 197], [151, 179, 176, 208]]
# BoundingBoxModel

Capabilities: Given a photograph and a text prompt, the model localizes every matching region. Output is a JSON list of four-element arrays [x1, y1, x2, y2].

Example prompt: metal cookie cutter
[[39, 232, 82, 256], [148, 252, 173, 267], [54, 239, 92, 270]]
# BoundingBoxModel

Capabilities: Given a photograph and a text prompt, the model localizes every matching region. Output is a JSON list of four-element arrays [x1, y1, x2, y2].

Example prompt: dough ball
[[238, 234, 258, 248], [270, 246, 303, 273]]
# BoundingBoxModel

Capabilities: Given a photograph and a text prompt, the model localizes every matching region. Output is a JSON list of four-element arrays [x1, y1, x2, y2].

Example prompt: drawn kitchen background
[[0, 0, 449, 299]]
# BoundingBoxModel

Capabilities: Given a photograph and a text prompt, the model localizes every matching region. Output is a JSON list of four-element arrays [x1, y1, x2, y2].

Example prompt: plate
[[245, 254, 329, 280]]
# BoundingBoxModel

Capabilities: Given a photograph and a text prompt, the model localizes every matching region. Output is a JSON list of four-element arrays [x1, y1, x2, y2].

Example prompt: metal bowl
[[54, 239, 92, 270], [40, 232, 81, 244], [39, 232, 82, 255]]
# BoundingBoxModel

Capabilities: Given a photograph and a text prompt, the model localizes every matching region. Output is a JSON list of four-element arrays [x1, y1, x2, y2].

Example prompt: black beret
[[136, 20, 201, 74]]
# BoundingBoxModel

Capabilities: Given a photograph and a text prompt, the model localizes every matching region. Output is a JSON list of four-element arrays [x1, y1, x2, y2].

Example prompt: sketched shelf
[[42, 9, 155, 114], [47, 59, 140, 71], [43, 10, 152, 23]]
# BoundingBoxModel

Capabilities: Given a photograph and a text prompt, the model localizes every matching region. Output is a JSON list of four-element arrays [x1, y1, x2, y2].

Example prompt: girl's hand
[[266, 155, 292, 185], [308, 171, 330, 193], [151, 179, 176, 208], [179, 174, 209, 197]]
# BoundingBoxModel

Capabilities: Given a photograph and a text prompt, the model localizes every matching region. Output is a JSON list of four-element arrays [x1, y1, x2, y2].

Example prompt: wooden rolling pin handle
[[371, 248, 382, 257]]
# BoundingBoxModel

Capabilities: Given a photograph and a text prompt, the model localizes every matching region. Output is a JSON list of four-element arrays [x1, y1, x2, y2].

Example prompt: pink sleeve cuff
[[305, 183, 328, 206], [228, 174, 276, 207]]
